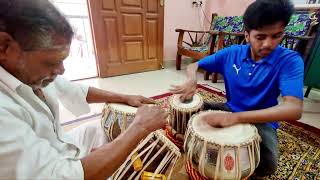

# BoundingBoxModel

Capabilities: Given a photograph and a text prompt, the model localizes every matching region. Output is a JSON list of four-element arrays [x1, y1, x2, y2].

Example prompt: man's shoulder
[[274, 47, 304, 75], [225, 44, 248, 51], [276, 46, 304, 62], [0, 87, 16, 106], [0, 88, 26, 117], [222, 44, 249, 57]]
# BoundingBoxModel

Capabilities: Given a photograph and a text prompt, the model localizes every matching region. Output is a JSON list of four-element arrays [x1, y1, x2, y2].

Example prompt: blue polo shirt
[[198, 44, 304, 129]]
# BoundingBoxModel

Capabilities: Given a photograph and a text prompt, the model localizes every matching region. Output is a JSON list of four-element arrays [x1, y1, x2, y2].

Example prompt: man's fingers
[[179, 91, 194, 102], [168, 86, 182, 92], [142, 97, 156, 104], [180, 94, 188, 102], [170, 85, 181, 89], [169, 85, 183, 92], [134, 101, 142, 107], [169, 89, 184, 94], [185, 92, 195, 100]]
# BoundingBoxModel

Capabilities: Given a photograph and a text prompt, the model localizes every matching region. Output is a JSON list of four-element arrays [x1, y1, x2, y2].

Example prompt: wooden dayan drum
[[168, 94, 203, 136], [101, 103, 137, 141]]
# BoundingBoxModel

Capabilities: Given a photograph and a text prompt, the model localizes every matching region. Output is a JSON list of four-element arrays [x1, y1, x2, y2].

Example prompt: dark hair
[[0, 0, 74, 51], [243, 0, 295, 32]]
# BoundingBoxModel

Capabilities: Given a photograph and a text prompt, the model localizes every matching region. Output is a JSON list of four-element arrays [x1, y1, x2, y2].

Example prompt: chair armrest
[[209, 31, 244, 36], [175, 29, 211, 33], [283, 35, 315, 41], [222, 31, 245, 36]]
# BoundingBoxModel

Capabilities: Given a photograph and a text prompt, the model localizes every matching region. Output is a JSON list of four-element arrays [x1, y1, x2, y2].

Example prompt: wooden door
[[88, 0, 164, 77]]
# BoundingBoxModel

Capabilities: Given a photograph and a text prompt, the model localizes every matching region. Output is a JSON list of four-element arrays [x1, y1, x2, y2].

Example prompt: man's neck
[[250, 48, 262, 61]]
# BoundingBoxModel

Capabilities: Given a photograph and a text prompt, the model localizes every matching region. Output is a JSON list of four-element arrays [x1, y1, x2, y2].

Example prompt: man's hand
[[132, 105, 169, 134], [126, 95, 155, 107], [169, 80, 197, 101], [200, 111, 239, 128]]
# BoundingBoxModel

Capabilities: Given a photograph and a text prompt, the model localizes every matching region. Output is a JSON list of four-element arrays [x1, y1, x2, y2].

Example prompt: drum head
[[109, 103, 137, 114], [171, 94, 203, 109], [191, 111, 257, 145]]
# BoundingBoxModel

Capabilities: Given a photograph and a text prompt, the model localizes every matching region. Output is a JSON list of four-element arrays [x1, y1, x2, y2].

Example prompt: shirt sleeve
[[197, 46, 230, 74], [54, 76, 90, 116], [0, 108, 84, 179], [279, 55, 304, 100]]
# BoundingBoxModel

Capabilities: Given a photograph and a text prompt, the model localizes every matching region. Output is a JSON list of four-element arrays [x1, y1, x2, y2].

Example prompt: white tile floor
[[59, 61, 320, 129]]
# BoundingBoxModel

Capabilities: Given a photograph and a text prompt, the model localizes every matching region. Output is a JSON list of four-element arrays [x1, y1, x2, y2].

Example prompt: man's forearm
[[235, 99, 302, 124], [86, 87, 129, 104], [81, 124, 148, 180], [186, 63, 199, 82]]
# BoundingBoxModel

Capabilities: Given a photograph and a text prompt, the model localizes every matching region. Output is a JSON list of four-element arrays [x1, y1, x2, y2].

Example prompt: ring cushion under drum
[[185, 161, 208, 180], [167, 94, 203, 149], [101, 103, 137, 141], [112, 130, 181, 180], [184, 111, 261, 180]]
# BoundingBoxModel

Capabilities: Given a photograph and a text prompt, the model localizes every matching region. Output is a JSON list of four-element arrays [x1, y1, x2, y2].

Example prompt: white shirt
[[0, 66, 91, 179]]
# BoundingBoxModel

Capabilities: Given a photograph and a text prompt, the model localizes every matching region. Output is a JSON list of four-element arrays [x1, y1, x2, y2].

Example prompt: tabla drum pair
[[184, 111, 261, 180]]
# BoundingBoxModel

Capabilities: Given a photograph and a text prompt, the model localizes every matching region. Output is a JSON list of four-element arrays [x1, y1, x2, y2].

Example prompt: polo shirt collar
[[241, 44, 280, 65]]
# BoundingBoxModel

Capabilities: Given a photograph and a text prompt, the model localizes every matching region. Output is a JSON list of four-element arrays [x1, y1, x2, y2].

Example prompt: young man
[[170, 0, 303, 177], [0, 0, 168, 179]]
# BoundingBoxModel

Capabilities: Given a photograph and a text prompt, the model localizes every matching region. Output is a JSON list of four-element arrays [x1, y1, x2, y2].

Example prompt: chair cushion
[[213, 16, 244, 33], [285, 13, 312, 36], [182, 45, 209, 53], [211, 16, 244, 47], [282, 13, 312, 50]]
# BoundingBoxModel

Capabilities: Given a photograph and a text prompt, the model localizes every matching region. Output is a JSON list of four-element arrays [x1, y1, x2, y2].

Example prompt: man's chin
[[41, 79, 54, 87], [259, 50, 273, 58], [31, 79, 54, 88]]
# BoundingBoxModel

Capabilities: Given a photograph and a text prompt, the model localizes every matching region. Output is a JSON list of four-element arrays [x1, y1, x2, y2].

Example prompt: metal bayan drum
[[184, 111, 261, 180]]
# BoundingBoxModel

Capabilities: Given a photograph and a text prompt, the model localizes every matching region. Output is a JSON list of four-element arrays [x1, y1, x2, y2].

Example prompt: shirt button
[[252, 64, 255, 67], [249, 73, 252, 76]]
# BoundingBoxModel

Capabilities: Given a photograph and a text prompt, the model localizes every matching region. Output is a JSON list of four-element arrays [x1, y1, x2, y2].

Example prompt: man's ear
[[0, 32, 13, 51], [0, 32, 21, 63], [245, 31, 250, 43]]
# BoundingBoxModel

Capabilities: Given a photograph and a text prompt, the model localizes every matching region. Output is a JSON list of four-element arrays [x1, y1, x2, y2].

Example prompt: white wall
[[163, 0, 255, 61], [164, 0, 207, 60]]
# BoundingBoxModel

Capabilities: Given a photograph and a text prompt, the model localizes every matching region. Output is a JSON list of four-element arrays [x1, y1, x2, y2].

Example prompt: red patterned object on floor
[[165, 128, 184, 150], [185, 161, 208, 180]]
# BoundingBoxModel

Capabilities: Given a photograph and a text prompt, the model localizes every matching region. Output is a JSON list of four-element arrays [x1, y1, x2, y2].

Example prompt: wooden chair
[[175, 14, 245, 74], [175, 13, 217, 70], [281, 12, 319, 97], [281, 12, 318, 56], [204, 16, 245, 82]]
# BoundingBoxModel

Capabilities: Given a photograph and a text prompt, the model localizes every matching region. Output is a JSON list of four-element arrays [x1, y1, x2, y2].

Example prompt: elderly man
[[0, 0, 168, 179]]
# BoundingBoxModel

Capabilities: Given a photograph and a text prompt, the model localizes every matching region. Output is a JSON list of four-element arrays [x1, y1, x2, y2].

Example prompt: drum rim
[[169, 93, 204, 112], [186, 110, 261, 147], [105, 103, 137, 116]]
